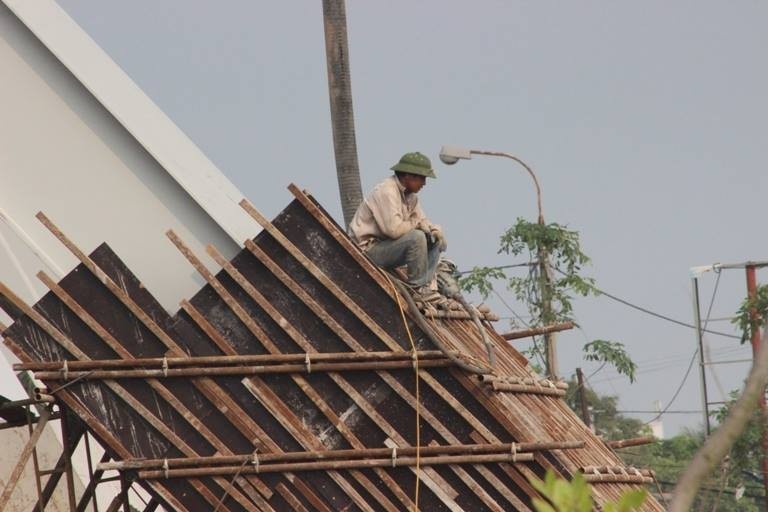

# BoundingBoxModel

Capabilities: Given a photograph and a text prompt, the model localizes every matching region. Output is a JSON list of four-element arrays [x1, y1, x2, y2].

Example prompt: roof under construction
[[1, 185, 663, 511]]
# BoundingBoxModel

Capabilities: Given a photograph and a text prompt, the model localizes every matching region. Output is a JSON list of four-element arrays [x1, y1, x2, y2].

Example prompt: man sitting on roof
[[349, 152, 447, 303]]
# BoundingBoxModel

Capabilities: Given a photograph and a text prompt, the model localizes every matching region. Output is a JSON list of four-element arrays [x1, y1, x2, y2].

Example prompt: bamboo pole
[[32, 359, 454, 380], [581, 465, 654, 476], [488, 381, 567, 397], [14, 350, 451, 372], [139, 452, 536, 479], [583, 475, 653, 484], [100, 441, 584, 471], [500, 322, 574, 341], [478, 374, 569, 390], [606, 436, 657, 449]]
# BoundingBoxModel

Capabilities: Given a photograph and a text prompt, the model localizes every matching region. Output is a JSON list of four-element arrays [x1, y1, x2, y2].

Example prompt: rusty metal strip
[[36, 216, 275, 505], [36, 213, 183, 354], [169, 241, 378, 511], [328, 374, 461, 503], [243, 236, 523, 509], [172, 234, 399, 512], [209, 241, 482, 509], [382, 439, 464, 512], [239, 200, 405, 353], [288, 478, 335, 512], [239, 203, 556, 506], [282, 187, 664, 511], [179, 302, 366, 511], [278, 362, 415, 510], [379, 372, 529, 510], [426, 439, 505, 512], [0, 283, 253, 511], [36, 271, 275, 506], [241, 378, 381, 512], [274, 483, 308, 512], [285, 184, 392, 292], [488, 381, 567, 397]]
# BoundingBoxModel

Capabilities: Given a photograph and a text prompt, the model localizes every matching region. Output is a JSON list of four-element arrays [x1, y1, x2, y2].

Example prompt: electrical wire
[[383, 274, 421, 511], [461, 263, 741, 339], [642, 271, 722, 425]]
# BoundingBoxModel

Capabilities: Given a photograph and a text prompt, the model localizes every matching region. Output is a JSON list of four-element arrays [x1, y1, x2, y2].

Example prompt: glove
[[431, 229, 447, 252]]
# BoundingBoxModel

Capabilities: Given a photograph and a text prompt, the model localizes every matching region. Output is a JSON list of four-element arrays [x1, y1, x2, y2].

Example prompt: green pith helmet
[[390, 152, 437, 178]]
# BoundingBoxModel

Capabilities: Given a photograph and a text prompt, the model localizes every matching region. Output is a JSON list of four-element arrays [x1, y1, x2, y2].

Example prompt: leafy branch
[[732, 283, 768, 344], [529, 470, 646, 512], [583, 340, 637, 383], [459, 217, 635, 382]]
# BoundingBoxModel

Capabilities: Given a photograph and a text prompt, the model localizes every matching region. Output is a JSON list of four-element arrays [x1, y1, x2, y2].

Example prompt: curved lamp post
[[439, 146, 544, 225], [439, 145, 558, 378]]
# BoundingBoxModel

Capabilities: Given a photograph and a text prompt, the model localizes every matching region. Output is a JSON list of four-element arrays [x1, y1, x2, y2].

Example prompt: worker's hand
[[432, 229, 447, 252]]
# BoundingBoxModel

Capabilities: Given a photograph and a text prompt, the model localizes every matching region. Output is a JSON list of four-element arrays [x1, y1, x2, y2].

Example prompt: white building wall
[[0, 3, 245, 314], [0, 4, 255, 509]]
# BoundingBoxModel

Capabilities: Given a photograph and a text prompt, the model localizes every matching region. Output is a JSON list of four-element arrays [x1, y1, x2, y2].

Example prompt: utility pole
[[540, 245, 558, 379], [576, 368, 592, 430], [691, 276, 712, 437], [745, 265, 768, 502]]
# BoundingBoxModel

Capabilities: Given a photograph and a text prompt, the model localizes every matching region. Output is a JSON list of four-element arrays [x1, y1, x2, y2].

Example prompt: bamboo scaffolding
[[500, 322, 574, 341], [139, 452, 536, 479], [486, 380, 567, 397], [14, 350, 450, 371], [607, 436, 657, 449], [100, 440, 585, 471], [479, 374, 569, 390], [423, 310, 500, 322], [583, 474, 653, 484], [580, 465, 654, 477], [31, 359, 454, 381]]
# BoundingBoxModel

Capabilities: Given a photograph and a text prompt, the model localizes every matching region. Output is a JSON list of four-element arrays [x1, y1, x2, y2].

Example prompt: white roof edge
[[2, 0, 256, 246]]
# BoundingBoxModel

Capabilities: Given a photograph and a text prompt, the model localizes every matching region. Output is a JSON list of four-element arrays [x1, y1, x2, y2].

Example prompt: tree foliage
[[459, 217, 635, 381], [619, 392, 766, 511], [583, 340, 638, 383], [732, 283, 768, 344], [529, 470, 646, 512]]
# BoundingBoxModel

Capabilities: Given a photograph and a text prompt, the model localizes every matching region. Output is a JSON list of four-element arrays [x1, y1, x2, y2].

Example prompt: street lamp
[[439, 145, 544, 224], [439, 145, 558, 377]]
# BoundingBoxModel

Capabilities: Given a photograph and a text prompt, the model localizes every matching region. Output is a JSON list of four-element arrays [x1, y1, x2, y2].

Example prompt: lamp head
[[439, 145, 472, 165]]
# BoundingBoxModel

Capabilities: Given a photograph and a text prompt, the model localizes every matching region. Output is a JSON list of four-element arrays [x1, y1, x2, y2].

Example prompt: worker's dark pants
[[365, 229, 440, 287]]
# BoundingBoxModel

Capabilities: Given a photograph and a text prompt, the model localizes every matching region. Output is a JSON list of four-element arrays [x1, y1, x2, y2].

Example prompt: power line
[[460, 264, 742, 340], [595, 285, 740, 340], [643, 270, 722, 425]]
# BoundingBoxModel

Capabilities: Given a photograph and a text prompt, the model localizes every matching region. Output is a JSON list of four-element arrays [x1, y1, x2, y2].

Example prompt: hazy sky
[[54, 1, 767, 436]]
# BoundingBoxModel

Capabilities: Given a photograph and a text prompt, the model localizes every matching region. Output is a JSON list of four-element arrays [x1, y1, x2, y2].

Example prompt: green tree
[[563, 383, 765, 510], [618, 394, 766, 511], [459, 218, 635, 382]]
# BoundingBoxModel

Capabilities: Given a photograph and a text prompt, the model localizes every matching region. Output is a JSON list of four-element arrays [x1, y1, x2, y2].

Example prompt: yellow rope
[[383, 273, 420, 511]]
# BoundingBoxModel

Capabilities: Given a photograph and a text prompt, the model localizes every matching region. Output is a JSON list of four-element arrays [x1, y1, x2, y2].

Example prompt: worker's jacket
[[349, 175, 442, 250]]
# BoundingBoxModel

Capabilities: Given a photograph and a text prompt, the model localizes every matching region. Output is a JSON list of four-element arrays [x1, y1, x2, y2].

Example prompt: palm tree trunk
[[322, 0, 363, 228]]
